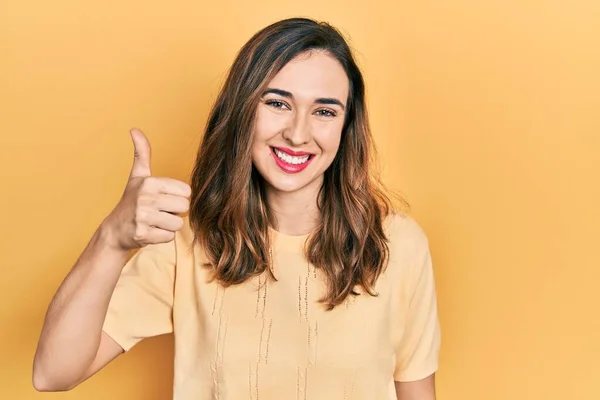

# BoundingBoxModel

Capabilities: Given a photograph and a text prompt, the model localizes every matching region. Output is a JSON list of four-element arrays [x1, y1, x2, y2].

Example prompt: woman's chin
[[265, 178, 307, 193], [262, 171, 321, 195]]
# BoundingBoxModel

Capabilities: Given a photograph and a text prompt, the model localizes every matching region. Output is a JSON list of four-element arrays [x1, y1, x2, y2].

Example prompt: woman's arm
[[395, 373, 436, 400], [32, 128, 190, 391], [32, 226, 129, 391]]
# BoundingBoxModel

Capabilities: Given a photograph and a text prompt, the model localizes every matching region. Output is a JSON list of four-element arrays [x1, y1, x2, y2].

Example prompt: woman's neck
[[266, 181, 321, 236]]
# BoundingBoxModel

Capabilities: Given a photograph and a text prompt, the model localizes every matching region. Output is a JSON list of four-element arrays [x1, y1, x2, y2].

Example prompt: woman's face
[[251, 50, 349, 196]]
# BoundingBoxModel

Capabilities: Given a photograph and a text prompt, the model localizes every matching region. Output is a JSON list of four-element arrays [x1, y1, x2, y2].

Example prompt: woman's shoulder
[[382, 212, 432, 277], [383, 212, 430, 251]]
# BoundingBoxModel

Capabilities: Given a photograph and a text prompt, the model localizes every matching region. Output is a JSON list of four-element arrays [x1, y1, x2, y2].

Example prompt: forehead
[[267, 50, 349, 101]]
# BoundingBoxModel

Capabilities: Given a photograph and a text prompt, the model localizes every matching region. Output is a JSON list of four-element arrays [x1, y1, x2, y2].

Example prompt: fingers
[[141, 177, 192, 198], [146, 210, 185, 233], [131, 211, 183, 245], [120, 127, 193, 248], [129, 128, 152, 179], [142, 228, 176, 245], [151, 194, 190, 214]]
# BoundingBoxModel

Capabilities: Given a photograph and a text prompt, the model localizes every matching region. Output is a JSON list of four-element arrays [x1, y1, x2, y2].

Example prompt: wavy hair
[[189, 17, 400, 309]]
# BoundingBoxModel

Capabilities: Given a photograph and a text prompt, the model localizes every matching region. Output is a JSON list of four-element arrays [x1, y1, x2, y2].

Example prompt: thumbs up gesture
[[102, 128, 192, 251]]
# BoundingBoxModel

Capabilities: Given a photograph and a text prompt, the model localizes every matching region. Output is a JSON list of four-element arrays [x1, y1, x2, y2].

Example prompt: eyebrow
[[262, 88, 346, 110]]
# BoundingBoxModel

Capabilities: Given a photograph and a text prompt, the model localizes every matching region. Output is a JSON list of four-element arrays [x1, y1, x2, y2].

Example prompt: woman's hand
[[102, 128, 192, 251]]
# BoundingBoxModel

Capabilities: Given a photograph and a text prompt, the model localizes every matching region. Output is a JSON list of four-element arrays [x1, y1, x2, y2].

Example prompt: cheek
[[253, 106, 286, 143], [314, 122, 344, 154]]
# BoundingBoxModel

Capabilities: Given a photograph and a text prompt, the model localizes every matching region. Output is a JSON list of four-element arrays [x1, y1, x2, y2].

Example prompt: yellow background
[[1, 1, 599, 399]]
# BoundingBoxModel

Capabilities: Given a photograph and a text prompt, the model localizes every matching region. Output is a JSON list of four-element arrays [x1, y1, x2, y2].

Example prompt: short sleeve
[[393, 223, 441, 382], [102, 239, 176, 352]]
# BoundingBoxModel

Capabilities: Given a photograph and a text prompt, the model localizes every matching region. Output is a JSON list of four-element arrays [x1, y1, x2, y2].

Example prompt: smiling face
[[251, 50, 350, 197]]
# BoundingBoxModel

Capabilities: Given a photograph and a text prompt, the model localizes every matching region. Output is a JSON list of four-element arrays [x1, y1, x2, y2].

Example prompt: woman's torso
[[169, 216, 416, 400]]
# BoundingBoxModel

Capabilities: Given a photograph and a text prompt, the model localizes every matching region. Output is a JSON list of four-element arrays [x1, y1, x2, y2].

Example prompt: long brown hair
[[189, 17, 400, 309]]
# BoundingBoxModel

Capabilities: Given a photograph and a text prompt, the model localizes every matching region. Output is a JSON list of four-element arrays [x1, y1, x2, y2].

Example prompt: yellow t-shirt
[[102, 213, 440, 400]]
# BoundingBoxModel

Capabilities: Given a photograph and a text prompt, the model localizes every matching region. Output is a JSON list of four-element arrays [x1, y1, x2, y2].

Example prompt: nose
[[281, 112, 311, 146]]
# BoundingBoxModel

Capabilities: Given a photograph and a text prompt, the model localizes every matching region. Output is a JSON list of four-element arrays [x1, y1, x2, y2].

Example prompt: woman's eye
[[315, 109, 336, 117], [266, 100, 288, 110]]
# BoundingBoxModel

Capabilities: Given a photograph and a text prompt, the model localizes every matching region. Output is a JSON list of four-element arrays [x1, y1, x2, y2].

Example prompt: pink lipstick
[[270, 147, 315, 174]]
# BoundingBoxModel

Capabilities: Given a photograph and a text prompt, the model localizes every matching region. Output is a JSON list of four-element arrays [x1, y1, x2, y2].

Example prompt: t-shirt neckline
[[268, 226, 312, 250]]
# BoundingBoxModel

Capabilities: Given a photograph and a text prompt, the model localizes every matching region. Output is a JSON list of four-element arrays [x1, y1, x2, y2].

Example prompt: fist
[[103, 128, 192, 251]]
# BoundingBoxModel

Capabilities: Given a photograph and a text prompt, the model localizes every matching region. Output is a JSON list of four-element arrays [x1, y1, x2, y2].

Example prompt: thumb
[[129, 128, 152, 178]]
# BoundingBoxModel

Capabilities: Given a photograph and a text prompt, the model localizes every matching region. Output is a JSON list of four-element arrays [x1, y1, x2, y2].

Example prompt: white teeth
[[274, 148, 310, 164]]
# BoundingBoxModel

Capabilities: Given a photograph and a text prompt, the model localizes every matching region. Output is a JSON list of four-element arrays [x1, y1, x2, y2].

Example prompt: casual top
[[102, 213, 441, 400]]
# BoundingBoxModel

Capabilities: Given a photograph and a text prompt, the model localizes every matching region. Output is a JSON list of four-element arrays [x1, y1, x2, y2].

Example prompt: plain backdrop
[[1, 1, 599, 399]]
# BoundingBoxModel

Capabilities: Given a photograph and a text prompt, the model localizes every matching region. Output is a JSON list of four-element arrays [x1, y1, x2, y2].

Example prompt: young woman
[[33, 17, 440, 400]]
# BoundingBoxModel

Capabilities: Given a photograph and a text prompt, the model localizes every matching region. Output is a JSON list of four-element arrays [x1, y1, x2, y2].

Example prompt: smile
[[270, 147, 315, 174]]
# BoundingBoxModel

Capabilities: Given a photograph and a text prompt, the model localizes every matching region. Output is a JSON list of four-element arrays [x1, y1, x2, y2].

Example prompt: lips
[[273, 147, 313, 157], [270, 146, 315, 174]]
